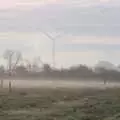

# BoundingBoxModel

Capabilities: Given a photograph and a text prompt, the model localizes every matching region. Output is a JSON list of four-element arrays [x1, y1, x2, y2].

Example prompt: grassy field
[[0, 87, 120, 120]]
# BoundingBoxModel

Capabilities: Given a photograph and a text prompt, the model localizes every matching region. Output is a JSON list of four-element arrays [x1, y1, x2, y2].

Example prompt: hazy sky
[[0, 0, 120, 67]]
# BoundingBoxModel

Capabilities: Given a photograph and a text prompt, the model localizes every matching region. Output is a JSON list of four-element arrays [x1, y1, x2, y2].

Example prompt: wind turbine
[[41, 31, 64, 68]]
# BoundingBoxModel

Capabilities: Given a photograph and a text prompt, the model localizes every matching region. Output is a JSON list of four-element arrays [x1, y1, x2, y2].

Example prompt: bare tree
[[3, 49, 22, 92], [22, 59, 32, 72], [4, 50, 14, 75], [4, 50, 22, 74], [12, 51, 22, 70]]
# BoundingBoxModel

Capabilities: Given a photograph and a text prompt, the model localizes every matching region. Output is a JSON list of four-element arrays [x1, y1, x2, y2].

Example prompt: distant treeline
[[0, 64, 120, 81], [1, 49, 119, 81]]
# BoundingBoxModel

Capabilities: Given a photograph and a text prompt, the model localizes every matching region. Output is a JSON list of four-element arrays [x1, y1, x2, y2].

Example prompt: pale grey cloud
[[0, 3, 120, 36], [0, 0, 120, 66], [55, 50, 120, 68], [63, 36, 120, 45]]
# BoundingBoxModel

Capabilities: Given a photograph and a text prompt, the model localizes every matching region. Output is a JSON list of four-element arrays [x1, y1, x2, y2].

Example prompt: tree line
[[0, 49, 120, 81]]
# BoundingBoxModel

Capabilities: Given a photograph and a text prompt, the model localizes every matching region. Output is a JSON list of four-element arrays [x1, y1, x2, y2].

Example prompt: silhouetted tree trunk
[[0, 79, 3, 88], [3, 50, 22, 93], [9, 80, 12, 93]]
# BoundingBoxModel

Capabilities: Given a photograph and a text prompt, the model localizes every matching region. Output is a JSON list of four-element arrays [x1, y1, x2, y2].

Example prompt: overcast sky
[[0, 0, 120, 67]]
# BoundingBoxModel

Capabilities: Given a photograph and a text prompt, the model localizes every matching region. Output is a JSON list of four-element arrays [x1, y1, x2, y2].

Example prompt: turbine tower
[[41, 31, 63, 68]]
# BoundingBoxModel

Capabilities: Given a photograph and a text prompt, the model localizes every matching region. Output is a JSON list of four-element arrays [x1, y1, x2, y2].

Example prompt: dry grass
[[0, 87, 120, 120]]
